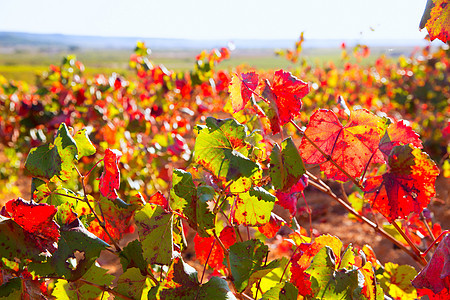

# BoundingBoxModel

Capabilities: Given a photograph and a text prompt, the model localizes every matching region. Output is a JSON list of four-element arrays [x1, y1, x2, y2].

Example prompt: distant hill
[[0, 31, 430, 51]]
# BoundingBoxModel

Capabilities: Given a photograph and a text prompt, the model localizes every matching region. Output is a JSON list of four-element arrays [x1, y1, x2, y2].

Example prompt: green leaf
[[119, 239, 147, 274], [170, 169, 215, 237], [52, 265, 114, 299], [306, 246, 360, 299], [73, 128, 96, 159], [0, 216, 46, 262], [30, 218, 109, 281], [339, 244, 356, 269], [233, 187, 276, 226], [270, 137, 305, 191], [0, 277, 22, 299], [135, 203, 174, 265], [25, 123, 78, 182], [261, 282, 299, 300], [116, 267, 155, 300], [156, 257, 236, 300], [377, 262, 417, 299], [251, 257, 290, 295], [229, 239, 280, 293], [194, 117, 261, 184]]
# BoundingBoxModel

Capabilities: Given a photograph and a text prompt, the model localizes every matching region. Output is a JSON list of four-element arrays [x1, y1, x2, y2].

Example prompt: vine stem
[[391, 221, 425, 262], [195, 239, 216, 300], [289, 120, 364, 191], [213, 230, 242, 299], [75, 165, 122, 252], [77, 279, 134, 300], [305, 172, 427, 266], [421, 230, 450, 257]]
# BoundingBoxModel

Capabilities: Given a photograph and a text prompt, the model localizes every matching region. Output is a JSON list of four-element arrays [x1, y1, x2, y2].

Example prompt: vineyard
[[1, 6, 450, 299]]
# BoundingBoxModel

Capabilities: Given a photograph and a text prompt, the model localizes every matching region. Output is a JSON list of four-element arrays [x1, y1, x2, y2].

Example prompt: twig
[[391, 221, 426, 264], [421, 230, 450, 257], [306, 176, 427, 266]]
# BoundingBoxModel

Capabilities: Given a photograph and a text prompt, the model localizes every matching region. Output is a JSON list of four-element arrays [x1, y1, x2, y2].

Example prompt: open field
[[0, 45, 410, 82]]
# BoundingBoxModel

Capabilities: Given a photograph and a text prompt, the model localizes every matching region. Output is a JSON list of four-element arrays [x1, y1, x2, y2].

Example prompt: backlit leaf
[[299, 109, 386, 182], [364, 144, 439, 222], [379, 120, 422, 157], [73, 128, 96, 159], [99, 148, 122, 199], [421, 0, 450, 43], [275, 175, 308, 216], [135, 203, 174, 265], [261, 282, 298, 300], [412, 234, 450, 294], [116, 267, 155, 300], [194, 117, 260, 185], [233, 186, 276, 226], [25, 123, 78, 182], [229, 239, 280, 293], [170, 169, 215, 237], [1, 198, 59, 255], [270, 137, 305, 191], [263, 70, 309, 126], [258, 212, 286, 239], [119, 239, 147, 274], [377, 262, 417, 299], [229, 72, 259, 113], [52, 265, 114, 299]]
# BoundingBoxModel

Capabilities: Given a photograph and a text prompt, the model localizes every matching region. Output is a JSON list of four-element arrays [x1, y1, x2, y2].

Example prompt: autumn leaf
[[377, 262, 418, 299], [412, 234, 450, 294], [1, 198, 60, 254], [379, 120, 422, 157], [420, 0, 450, 43], [99, 148, 122, 199], [149, 191, 169, 210], [194, 226, 236, 271], [262, 70, 309, 127], [364, 144, 439, 222], [275, 175, 308, 216], [299, 109, 386, 182], [258, 213, 286, 239], [229, 72, 259, 113]]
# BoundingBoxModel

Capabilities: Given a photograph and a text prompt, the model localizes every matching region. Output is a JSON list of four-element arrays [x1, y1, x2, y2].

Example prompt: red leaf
[[258, 213, 286, 238], [299, 109, 385, 182], [412, 234, 450, 294], [229, 72, 259, 113], [3, 198, 60, 253], [364, 145, 439, 222], [290, 251, 312, 297], [275, 175, 308, 216], [194, 226, 236, 271], [422, 0, 450, 43], [264, 70, 309, 126], [99, 148, 122, 199], [379, 120, 422, 157], [149, 191, 168, 210]]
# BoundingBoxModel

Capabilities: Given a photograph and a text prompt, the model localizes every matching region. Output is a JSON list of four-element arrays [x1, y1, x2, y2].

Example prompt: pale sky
[[0, 0, 434, 41]]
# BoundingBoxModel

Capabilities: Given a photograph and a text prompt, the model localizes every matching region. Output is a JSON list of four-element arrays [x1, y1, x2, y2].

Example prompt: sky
[[0, 0, 433, 41]]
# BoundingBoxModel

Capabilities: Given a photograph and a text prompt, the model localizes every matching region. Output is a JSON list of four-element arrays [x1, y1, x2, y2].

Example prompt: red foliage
[[99, 148, 123, 199]]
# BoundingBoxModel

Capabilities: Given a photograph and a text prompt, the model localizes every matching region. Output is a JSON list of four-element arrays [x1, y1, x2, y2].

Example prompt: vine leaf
[[116, 267, 155, 299], [299, 109, 386, 182], [379, 120, 422, 157], [119, 239, 147, 274], [412, 234, 450, 294], [275, 175, 308, 217], [233, 186, 276, 226], [258, 212, 286, 239], [25, 123, 78, 182], [149, 191, 169, 210], [364, 144, 439, 222], [261, 282, 299, 300], [170, 169, 215, 237], [0, 198, 59, 256], [229, 239, 280, 293], [229, 72, 259, 113], [30, 218, 110, 281], [73, 128, 96, 159], [420, 0, 450, 43], [262, 70, 309, 126], [270, 137, 305, 191], [135, 203, 174, 265], [194, 117, 261, 188], [194, 226, 236, 271], [99, 148, 122, 200], [377, 262, 418, 299], [155, 257, 236, 299], [52, 265, 114, 299]]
